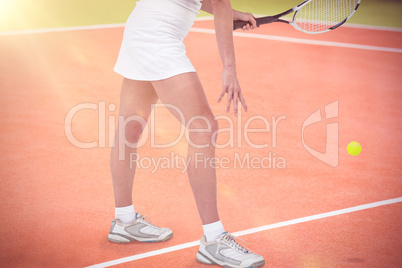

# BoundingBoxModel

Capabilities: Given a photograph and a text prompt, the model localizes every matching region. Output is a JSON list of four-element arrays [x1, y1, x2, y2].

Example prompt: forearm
[[211, 0, 236, 70]]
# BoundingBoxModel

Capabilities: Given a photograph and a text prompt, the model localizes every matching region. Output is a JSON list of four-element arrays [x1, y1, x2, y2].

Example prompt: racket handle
[[233, 16, 282, 30], [233, 20, 256, 31]]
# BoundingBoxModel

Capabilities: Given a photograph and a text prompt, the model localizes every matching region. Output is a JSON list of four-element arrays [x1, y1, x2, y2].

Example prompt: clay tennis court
[[1, 3, 402, 268]]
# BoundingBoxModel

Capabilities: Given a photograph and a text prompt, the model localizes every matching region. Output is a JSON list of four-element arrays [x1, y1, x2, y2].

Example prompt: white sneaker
[[108, 213, 173, 243], [196, 232, 265, 268]]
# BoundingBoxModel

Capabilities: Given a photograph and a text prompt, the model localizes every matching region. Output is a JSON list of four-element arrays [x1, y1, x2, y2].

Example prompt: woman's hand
[[217, 67, 247, 116], [233, 10, 258, 31]]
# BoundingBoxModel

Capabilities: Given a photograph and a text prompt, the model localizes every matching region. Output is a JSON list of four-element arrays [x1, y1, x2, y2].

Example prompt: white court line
[[1, 16, 401, 36], [343, 23, 402, 32], [86, 197, 402, 268], [0, 17, 401, 36], [1, 22, 401, 54], [190, 27, 402, 54], [0, 23, 126, 36], [0, 17, 209, 36], [0, 14, 402, 36], [0, 17, 213, 36]]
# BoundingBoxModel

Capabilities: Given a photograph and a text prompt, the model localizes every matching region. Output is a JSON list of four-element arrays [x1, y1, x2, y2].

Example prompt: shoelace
[[220, 233, 253, 254], [136, 213, 160, 229]]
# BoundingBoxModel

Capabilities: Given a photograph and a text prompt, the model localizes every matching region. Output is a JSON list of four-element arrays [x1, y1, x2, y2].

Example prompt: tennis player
[[108, 0, 265, 267]]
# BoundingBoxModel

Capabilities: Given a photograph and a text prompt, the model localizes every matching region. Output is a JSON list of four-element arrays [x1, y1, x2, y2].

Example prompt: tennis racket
[[233, 0, 361, 34]]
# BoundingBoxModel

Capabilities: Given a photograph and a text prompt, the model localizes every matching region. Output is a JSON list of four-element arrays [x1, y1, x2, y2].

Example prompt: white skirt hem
[[114, 66, 196, 81]]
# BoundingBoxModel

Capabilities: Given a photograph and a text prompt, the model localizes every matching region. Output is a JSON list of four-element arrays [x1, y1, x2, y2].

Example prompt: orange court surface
[[0, 14, 402, 268]]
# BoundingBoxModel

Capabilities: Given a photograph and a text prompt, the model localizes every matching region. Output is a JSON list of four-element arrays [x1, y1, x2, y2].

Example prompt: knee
[[120, 120, 146, 144], [187, 113, 219, 147]]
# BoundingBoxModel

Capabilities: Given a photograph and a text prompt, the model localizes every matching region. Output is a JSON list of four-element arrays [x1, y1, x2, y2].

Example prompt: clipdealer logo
[[301, 100, 339, 167], [64, 101, 288, 170], [64, 100, 339, 169]]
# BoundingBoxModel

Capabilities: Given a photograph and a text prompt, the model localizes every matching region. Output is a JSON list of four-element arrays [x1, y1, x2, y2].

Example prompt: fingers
[[240, 14, 258, 31], [250, 16, 258, 29], [219, 90, 247, 116], [220, 68, 247, 115], [234, 91, 248, 116], [234, 93, 239, 116], [242, 23, 251, 31], [239, 92, 248, 112], [227, 89, 247, 116], [217, 88, 225, 103], [226, 90, 233, 113]]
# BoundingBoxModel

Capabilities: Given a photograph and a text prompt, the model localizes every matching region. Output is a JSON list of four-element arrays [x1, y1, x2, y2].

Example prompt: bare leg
[[111, 78, 158, 207], [152, 72, 220, 225]]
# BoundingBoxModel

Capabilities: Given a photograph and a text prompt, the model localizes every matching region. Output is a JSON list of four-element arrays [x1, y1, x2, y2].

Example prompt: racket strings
[[295, 0, 359, 33]]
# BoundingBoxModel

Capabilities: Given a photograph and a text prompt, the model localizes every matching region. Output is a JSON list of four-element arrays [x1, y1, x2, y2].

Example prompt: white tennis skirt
[[114, 0, 201, 81]]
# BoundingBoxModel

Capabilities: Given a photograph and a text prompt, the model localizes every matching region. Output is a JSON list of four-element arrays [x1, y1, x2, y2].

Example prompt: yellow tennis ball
[[347, 141, 361, 156]]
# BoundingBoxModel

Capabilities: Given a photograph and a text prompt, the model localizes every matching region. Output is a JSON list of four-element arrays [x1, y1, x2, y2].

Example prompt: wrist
[[222, 58, 236, 70], [223, 65, 236, 73], [223, 64, 236, 72]]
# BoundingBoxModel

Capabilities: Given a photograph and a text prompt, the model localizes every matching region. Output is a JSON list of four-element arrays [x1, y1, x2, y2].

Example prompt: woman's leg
[[151, 72, 220, 225], [110, 78, 158, 207], [109, 79, 174, 243]]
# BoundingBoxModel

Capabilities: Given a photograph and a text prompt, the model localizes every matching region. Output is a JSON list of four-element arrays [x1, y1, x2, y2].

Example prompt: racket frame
[[233, 0, 361, 34]]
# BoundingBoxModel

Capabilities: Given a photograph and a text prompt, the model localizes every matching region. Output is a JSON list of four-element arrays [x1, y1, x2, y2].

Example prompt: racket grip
[[233, 16, 279, 30], [233, 20, 253, 31]]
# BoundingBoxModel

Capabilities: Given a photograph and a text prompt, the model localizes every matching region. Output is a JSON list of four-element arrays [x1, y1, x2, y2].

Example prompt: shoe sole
[[196, 251, 265, 268], [108, 232, 173, 243]]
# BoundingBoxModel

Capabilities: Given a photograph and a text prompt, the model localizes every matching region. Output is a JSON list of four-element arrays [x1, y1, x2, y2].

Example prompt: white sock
[[115, 204, 136, 224], [203, 220, 225, 242]]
